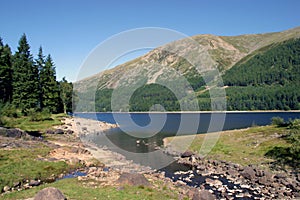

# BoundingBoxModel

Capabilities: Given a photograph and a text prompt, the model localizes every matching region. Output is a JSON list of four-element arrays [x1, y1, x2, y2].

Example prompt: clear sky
[[1, 0, 300, 82]]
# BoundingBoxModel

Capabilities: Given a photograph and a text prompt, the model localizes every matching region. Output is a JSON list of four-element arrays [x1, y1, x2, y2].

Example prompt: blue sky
[[1, 0, 300, 81]]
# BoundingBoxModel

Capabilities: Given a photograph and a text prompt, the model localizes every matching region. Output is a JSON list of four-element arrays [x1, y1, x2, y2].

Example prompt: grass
[[0, 145, 75, 192], [1, 113, 66, 132], [2, 178, 180, 200], [0, 113, 80, 192], [165, 125, 290, 167]]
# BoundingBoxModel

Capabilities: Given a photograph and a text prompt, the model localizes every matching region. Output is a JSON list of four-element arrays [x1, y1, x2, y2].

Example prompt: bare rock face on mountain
[[75, 27, 300, 92], [34, 187, 66, 200]]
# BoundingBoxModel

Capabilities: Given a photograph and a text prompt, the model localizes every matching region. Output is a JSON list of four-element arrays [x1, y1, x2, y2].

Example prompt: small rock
[[54, 129, 64, 134], [181, 151, 194, 158], [65, 130, 73, 134], [236, 193, 244, 198], [3, 185, 10, 192], [275, 173, 286, 179], [258, 176, 270, 186], [13, 181, 21, 188], [205, 178, 222, 187], [45, 129, 55, 134], [29, 180, 41, 187], [196, 165, 206, 171], [240, 184, 250, 189]]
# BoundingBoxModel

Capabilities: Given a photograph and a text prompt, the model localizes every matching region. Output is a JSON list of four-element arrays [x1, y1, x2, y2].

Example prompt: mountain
[[74, 27, 300, 112]]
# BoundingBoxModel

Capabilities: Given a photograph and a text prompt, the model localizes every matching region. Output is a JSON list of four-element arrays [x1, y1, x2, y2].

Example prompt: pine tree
[[35, 46, 45, 109], [0, 38, 13, 103], [40, 54, 61, 113], [12, 34, 39, 113], [59, 77, 73, 114]]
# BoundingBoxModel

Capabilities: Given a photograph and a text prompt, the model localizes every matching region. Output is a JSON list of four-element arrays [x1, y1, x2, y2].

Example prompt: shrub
[[287, 129, 300, 161], [0, 103, 19, 118], [41, 108, 52, 120], [28, 108, 52, 122], [288, 119, 300, 130], [271, 117, 285, 127]]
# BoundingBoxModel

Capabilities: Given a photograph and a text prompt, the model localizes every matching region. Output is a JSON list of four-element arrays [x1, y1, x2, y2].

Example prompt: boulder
[[34, 187, 66, 200], [258, 176, 270, 186], [4, 128, 27, 138], [181, 151, 194, 158], [117, 172, 150, 187], [54, 129, 64, 134], [192, 190, 216, 200], [241, 166, 256, 180], [3, 185, 10, 192], [29, 180, 41, 187], [226, 169, 239, 177]]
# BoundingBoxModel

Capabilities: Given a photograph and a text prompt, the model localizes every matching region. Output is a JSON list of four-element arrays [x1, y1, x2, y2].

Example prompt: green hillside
[[74, 27, 300, 112], [223, 38, 300, 110]]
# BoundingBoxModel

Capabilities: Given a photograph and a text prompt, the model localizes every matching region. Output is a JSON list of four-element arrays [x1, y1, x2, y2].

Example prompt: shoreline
[[56, 117, 151, 173], [75, 110, 300, 114]]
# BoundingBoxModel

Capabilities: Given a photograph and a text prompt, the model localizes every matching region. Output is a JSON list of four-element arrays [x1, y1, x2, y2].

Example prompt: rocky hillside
[[74, 27, 300, 112]]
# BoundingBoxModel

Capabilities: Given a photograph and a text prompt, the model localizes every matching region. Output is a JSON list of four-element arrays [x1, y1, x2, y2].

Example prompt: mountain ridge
[[74, 26, 300, 112]]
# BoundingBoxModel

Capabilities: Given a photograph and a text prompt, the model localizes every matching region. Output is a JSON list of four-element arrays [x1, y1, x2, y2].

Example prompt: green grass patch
[[2, 178, 179, 200], [0, 146, 71, 191], [165, 125, 290, 167], [1, 113, 66, 132]]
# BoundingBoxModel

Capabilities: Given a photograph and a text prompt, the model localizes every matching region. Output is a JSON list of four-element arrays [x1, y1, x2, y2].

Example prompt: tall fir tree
[[59, 77, 73, 114], [12, 34, 39, 113], [35, 46, 45, 109], [0, 37, 13, 103], [40, 54, 61, 113]]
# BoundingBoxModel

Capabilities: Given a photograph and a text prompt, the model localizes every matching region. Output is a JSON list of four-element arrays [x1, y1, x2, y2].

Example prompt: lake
[[75, 111, 300, 169]]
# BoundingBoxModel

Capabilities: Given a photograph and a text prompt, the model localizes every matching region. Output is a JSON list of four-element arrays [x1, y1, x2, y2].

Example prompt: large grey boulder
[[34, 187, 66, 200], [192, 190, 216, 200], [241, 166, 256, 180], [117, 172, 150, 187]]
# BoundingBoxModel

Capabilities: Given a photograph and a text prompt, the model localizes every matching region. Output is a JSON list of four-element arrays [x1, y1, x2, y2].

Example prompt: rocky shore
[[2, 116, 299, 199], [0, 117, 218, 200]]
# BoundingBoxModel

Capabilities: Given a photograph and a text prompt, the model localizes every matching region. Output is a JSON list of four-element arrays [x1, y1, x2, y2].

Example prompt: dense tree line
[[129, 84, 180, 111], [0, 34, 73, 115], [223, 39, 300, 87]]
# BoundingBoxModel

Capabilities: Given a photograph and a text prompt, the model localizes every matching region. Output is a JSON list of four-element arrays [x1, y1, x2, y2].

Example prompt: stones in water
[[34, 187, 66, 200]]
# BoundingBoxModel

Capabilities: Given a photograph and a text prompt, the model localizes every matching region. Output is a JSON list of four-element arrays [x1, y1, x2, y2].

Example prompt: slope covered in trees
[[222, 38, 300, 110], [93, 38, 300, 112], [0, 34, 73, 117]]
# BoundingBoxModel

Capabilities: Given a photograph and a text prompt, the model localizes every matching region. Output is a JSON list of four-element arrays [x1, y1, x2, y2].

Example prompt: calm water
[[75, 112, 300, 169]]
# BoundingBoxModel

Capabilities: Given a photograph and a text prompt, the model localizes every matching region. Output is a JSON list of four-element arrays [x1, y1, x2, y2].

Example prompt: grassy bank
[[1, 113, 66, 132], [0, 146, 71, 191], [164, 125, 293, 168], [2, 178, 180, 200], [0, 114, 183, 200]]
